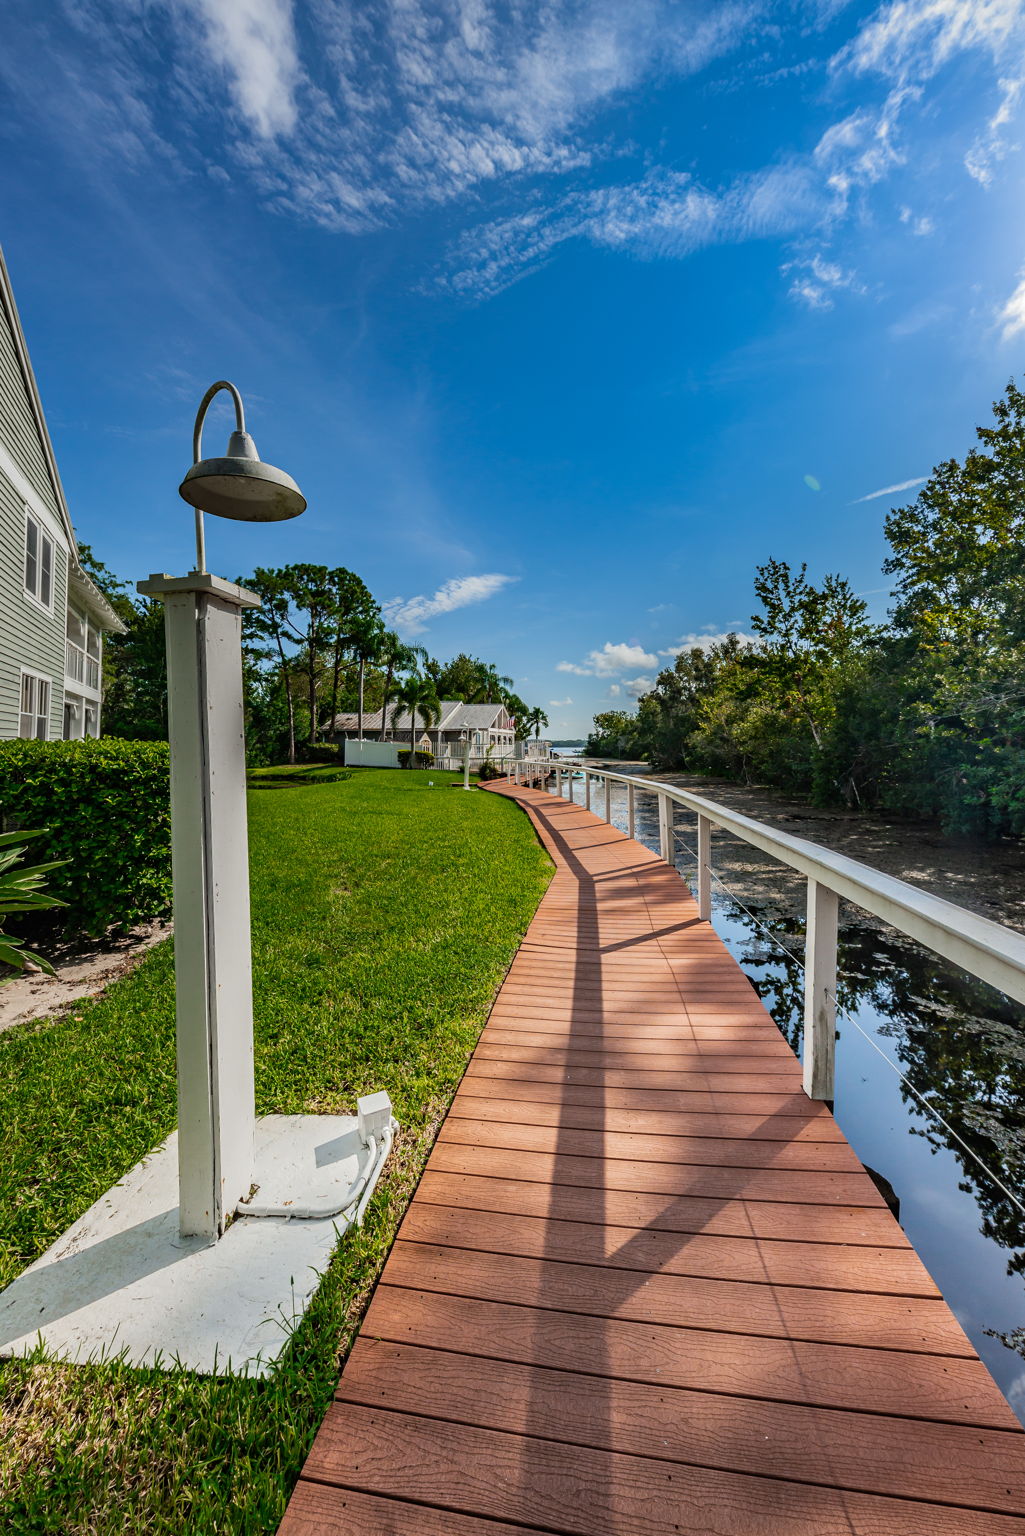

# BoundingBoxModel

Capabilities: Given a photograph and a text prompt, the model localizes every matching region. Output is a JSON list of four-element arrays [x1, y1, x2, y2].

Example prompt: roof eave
[[68, 564, 127, 633], [0, 244, 79, 558]]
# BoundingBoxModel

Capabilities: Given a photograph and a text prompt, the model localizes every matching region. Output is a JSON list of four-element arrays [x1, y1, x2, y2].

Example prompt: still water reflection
[[563, 769, 1025, 1421]]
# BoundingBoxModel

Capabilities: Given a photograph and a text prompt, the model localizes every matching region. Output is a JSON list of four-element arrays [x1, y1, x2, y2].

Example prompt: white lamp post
[[0, 382, 396, 1375], [460, 729, 473, 789], [138, 381, 306, 1239]]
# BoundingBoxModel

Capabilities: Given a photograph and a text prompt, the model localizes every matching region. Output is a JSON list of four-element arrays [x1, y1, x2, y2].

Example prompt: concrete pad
[[0, 1115, 367, 1375]]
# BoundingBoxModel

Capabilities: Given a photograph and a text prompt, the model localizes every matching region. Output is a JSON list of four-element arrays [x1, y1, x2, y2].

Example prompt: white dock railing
[[543, 763, 1025, 1103]]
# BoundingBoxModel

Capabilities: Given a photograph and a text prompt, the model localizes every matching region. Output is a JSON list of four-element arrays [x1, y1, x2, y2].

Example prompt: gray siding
[[0, 469, 67, 738], [0, 292, 59, 519], [0, 288, 69, 740]]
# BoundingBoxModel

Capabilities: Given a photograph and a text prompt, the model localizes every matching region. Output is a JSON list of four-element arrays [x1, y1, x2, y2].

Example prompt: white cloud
[[998, 271, 1025, 337], [549, 696, 573, 707], [158, 0, 752, 232], [182, 0, 301, 138], [383, 572, 514, 634], [899, 204, 935, 234], [840, 0, 1023, 83], [10, 0, 1025, 309], [782, 251, 864, 309], [966, 74, 1025, 184], [623, 674, 654, 696], [444, 159, 827, 297], [850, 475, 927, 502], [557, 640, 659, 677], [659, 630, 758, 656]]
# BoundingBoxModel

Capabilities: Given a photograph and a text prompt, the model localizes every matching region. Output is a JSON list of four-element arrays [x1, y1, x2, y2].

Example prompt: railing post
[[514, 762, 520, 785], [697, 813, 712, 921], [603, 776, 611, 823], [627, 780, 635, 840], [584, 771, 591, 812], [658, 792, 674, 865], [803, 879, 839, 1102], [555, 766, 562, 796]]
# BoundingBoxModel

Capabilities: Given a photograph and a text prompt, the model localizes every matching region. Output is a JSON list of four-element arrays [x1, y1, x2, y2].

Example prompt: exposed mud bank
[[586, 759, 1025, 933]]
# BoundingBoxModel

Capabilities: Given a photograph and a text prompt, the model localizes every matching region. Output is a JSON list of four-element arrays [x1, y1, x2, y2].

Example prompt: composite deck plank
[[427, 1139, 887, 1205], [452, 1074, 837, 1117], [412, 1169, 914, 1246], [362, 1286, 1020, 1429], [382, 1239, 973, 1354], [337, 1339, 1025, 1514], [448, 1091, 849, 1139], [279, 781, 1025, 1536], [436, 1114, 864, 1170], [396, 1201, 941, 1295], [301, 1403, 1025, 1536]]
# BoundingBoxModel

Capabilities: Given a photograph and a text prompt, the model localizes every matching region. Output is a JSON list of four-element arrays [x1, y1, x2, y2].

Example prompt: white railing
[[65, 641, 100, 691], [543, 763, 1025, 1103]]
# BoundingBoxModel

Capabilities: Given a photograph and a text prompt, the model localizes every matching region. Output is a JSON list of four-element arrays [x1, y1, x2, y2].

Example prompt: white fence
[[541, 763, 1025, 1104]]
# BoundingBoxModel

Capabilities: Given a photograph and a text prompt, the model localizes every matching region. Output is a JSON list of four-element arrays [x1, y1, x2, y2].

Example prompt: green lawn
[[0, 768, 551, 1534]]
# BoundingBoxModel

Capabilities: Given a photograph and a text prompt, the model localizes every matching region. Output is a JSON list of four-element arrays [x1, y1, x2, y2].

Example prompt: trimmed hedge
[[0, 740, 171, 936]]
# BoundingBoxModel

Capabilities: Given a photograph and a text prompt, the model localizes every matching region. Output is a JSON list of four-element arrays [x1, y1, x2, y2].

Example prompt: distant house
[[330, 699, 528, 762], [0, 246, 124, 741]]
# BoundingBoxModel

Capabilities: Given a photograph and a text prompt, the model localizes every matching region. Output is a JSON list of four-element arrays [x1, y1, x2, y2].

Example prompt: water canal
[[560, 765, 1025, 1423]]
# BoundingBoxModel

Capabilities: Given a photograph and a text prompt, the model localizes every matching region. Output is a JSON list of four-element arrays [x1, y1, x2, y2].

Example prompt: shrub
[[396, 748, 434, 767], [0, 740, 172, 936], [302, 743, 343, 763]]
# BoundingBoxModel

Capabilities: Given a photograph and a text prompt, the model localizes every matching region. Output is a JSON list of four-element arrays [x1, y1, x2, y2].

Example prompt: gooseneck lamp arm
[[190, 381, 247, 574]]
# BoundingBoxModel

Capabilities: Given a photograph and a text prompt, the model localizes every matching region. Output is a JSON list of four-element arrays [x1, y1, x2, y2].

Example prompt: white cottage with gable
[[0, 246, 124, 740]]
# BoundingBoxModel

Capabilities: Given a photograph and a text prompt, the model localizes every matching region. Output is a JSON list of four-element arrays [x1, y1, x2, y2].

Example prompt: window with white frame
[[19, 671, 51, 739], [24, 510, 55, 610]]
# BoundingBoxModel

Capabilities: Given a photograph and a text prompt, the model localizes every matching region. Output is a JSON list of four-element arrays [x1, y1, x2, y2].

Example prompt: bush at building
[[0, 739, 171, 937]]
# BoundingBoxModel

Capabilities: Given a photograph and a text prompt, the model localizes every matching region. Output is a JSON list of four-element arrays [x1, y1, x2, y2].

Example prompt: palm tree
[[467, 663, 514, 704], [349, 613, 386, 741], [524, 706, 549, 742], [390, 674, 441, 767], [379, 632, 428, 738]]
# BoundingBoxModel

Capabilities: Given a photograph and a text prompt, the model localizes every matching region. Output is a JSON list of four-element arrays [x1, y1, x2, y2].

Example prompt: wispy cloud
[[998, 271, 1025, 338], [173, 0, 754, 232], [443, 160, 827, 297], [8, 0, 1025, 308], [850, 475, 927, 502], [782, 251, 864, 310], [383, 572, 515, 634], [549, 696, 573, 707], [557, 640, 659, 677], [966, 74, 1024, 183]]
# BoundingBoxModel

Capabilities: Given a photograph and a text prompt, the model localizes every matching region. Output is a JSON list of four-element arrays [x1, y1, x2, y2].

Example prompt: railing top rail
[[576, 766, 1025, 1009]]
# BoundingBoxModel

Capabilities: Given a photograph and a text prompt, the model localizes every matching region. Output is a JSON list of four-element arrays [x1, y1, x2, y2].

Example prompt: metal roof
[[330, 700, 513, 732]]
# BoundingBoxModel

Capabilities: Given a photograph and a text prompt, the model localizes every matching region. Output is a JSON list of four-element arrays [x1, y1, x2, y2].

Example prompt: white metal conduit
[[545, 765, 1025, 1112]]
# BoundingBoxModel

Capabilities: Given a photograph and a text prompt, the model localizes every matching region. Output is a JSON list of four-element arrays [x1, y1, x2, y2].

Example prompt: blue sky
[[2, 0, 1025, 737]]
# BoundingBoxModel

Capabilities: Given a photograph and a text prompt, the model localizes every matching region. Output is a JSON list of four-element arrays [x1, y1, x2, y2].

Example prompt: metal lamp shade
[[179, 430, 306, 523]]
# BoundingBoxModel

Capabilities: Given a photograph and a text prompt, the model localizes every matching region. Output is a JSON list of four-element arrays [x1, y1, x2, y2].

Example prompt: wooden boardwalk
[[279, 782, 1025, 1536]]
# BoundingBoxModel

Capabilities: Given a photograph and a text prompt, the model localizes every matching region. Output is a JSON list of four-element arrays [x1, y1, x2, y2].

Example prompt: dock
[[279, 781, 1025, 1535]]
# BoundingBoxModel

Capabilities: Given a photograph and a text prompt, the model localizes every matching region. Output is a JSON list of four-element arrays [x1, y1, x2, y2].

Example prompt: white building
[[330, 699, 549, 764]]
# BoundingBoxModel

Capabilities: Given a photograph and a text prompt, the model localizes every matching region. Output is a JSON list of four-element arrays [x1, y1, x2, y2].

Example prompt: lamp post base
[[0, 1114, 394, 1376]]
